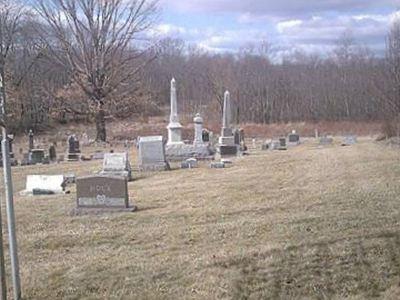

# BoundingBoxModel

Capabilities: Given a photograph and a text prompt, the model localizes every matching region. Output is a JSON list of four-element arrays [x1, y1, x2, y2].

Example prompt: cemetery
[[0, 82, 397, 299], [0, 0, 399, 299], [3, 130, 399, 299]]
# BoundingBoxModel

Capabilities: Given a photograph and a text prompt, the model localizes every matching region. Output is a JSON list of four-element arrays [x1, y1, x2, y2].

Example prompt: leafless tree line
[[143, 32, 397, 126], [1, 0, 399, 140]]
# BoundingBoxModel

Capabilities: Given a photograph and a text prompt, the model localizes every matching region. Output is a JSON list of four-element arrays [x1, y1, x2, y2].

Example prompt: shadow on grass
[[212, 231, 400, 299]]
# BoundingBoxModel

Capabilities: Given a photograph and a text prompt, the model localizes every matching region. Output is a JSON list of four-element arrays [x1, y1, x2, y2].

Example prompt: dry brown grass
[[0, 137, 399, 299]]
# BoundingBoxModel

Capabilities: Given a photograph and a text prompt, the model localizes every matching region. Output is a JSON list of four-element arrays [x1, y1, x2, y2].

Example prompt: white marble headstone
[[103, 153, 128, 171], [23, 175, 65, 195], [138, 136, 168, 171]]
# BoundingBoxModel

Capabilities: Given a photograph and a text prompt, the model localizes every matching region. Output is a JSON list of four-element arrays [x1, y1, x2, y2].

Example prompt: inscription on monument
[[76, 176, 129, 208]]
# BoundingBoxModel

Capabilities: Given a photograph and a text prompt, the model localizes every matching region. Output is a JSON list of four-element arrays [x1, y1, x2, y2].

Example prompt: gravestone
[[288, 130, 300, 145], [269, 140, 281, 150], [202, 129, 210, 142], [29, 149, 45, 165], [8, 135, 14, 158], [239, 129, 247, 151], [28, 129, 34, 151], [81, 155, 92, 161], [181, 158, 198, 169], [319, 136, 333, 145], [67, 135, 81, 161], [21, 175, 65, 195], [210, 161, 225, 169], [138, 136, 169, 171], [100, 152, 132, 181], [191, 113, 213, 158], [261, 141, 269, 150], [315, 129, 319, 139], [234, 129, 240, 146], [193, 114, 204, 146], [75, 175, 135, 212], [221, 158, 233, 165], [166, 78, 183, 146], [166, 78, 200, 160], [49, 144, 57, 162], [342, 135, 357, 146], [279, 138, 287, 150], [218, 91, 237, 156]]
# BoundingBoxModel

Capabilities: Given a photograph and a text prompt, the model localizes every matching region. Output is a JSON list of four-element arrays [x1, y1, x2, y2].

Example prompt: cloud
[[162, 0, 398, 18], [155, 1, 399, 58]]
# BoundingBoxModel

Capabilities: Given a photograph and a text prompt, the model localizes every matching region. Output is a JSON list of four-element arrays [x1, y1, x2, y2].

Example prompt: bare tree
[[386, 19, 400, 114], [36, 0, 158, 141], [0, 0, 24, 125], [0, 1, 26, 299]]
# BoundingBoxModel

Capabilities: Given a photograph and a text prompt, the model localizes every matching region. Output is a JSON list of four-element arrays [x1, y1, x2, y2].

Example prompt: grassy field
[[1, 137, 400, 299]]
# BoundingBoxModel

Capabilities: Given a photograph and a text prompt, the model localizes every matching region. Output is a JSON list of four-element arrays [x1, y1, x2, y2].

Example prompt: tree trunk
[[95, 108, 106, 142]]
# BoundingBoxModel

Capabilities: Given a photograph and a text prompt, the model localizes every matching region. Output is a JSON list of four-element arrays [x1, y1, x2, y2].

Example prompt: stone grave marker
[[28, 129, 34, 151], [234, 129, 240, 146], [261, 141, 269, 151], [342, 135, 357, 146], [202, 129, 210, 142], [21, 175, 65, 195], [319, 136, 333, 145], [181, 158, 198, 169], [100, 152, 132, 180], [67, 135, 81, 161], [75, 175, 136, 212], [279, 138, 287, 150], [288, 130, 300, 145], [218, 91, 237, 156], [269, 140, 280, 150], [138, 136, 169, 171], [29, 149, 45, 165], [49, 144, 57, 162], [210, 161, 225, 169], [191, 113, 213, 158]]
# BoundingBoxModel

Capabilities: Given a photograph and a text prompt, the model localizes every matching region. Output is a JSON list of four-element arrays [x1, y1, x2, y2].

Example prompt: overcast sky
[[153, 0, 400, 59]]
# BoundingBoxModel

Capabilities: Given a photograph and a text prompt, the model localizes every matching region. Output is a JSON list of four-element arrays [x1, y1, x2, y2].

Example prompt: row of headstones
[[5, 131, 104, 166], [260, 132, 357, 150], [261, 131, 300, 151]]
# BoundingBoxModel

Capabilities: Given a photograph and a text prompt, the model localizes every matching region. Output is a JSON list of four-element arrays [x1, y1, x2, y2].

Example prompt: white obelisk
[[218, 91, 235, 146], [167, 78, 184, 146]]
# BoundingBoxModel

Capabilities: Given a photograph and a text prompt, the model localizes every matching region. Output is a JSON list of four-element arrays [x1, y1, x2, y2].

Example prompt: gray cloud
[[155, 1, 400, 58], [163, 0, 398, 17]]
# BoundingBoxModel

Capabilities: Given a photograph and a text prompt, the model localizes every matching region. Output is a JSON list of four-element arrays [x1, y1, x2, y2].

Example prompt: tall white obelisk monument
[[167, 78, 184, 146]]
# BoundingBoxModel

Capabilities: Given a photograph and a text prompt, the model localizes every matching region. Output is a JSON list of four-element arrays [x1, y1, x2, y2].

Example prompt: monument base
[[67, 153, 80, 161], [167, 123, 183, 145], [99, 170, 132, 181], [219, 136, 235, 146], [166, 143, 213, 161], [139, 162, 170, 172], [218, 145, 238, 156], [71, 205, 137, 216]]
